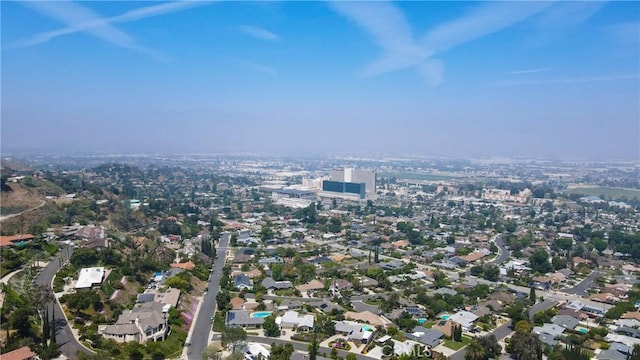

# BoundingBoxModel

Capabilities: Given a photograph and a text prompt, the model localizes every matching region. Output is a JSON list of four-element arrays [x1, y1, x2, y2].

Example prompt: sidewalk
[[181, 295, 205, 359]]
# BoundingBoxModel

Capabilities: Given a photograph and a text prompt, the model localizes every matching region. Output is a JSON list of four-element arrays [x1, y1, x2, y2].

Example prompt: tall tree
[[269, 343, 294, 360], [221, 326, 246, 353], [262, 315, 280, 337], [530, 287, 536, 304], [465, 339, 487, 360], [308, 335, 319, 360], [507, 329, 543, 360]]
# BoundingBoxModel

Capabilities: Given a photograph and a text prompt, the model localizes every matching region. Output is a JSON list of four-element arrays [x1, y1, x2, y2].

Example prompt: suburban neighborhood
[[1, 155, 639, 360]]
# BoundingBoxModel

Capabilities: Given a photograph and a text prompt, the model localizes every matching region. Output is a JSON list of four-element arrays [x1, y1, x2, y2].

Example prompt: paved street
[[488, 234, 510, 265], [449, 299, 557, 360], [563, 270, 600, 295], [186, 232, 230, 360], [35, 244, 94, 360]]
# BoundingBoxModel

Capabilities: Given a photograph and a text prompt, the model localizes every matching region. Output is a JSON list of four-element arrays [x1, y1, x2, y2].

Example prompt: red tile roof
[[1, 346, 38, 360], [0, 234, 35, 247]]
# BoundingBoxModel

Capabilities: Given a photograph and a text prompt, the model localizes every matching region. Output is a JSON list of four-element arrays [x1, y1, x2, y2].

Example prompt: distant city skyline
[[2, 1, 639, 160]]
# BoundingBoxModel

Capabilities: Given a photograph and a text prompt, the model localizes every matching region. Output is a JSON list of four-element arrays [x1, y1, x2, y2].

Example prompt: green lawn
[[563, 186, 640, 200], [364, 299, 383, 306], [422, 320, 435, 329], [443, 336, 471, 350]]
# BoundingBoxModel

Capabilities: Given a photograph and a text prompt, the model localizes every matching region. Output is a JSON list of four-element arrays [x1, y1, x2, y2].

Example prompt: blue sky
[[2, 1, 639, 160]]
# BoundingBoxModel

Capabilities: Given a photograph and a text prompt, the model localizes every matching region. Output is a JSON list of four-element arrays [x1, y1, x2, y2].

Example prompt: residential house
[[261, 277, 293, 290], [358, 276, 379, 288], [595, 349, 628, 360], [75, 267, 106, 289], [402, 306, 427, 318], [407, 326, 444, 347], [538, 333, 558, 347], [0, 234, 35, 248], [551, 315, 579, 330], [296, 279, 325, 295], [468, 304, 491, 318], [330, 279, 353, 294], [434, 287, 457, 296], [344, 311, 386, 327], [1, 346, 39, 360], [102, 302, 168, 343], [258, 257, 284, 265], [573, 257, 592, 267], [334, 321, 374, 345], [432, 320, 454, 338], [590, 292, 620, 304], [280, 311, 314, 330], [76, 225, 105, 240], [313, 300, 344, 314], [234, 274, 254, 290], [232, 254, 251, 264], [383, 260, 405, 271], [533, 323, 566, 338], [85, 237, 110, 249], [449, 311, 478, 331], [617, 326, 640, 339], [225, 310, 266, 328]]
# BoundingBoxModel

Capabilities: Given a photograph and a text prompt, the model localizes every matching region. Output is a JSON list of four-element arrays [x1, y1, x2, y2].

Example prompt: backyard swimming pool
[[440, 314, 451, 320], [250, 311, 273, 318]]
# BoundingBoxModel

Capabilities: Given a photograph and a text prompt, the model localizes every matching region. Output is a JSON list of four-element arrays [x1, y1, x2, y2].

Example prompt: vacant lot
[[0, 183, 44, 216]]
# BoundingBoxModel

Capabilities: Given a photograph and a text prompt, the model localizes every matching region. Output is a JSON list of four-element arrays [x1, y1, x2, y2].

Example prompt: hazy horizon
[[2, 1, 639, 161]]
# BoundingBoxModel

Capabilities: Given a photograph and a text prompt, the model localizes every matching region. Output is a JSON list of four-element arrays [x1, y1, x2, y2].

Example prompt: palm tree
[[464, 339, 487, 360]]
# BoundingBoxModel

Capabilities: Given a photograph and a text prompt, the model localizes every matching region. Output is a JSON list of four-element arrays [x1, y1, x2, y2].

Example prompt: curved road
[[0, 200, 46, 221], [488, 234, 509, 265], [35, 244, 94, 359]]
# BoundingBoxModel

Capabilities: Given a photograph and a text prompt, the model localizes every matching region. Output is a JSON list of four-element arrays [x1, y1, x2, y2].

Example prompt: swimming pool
[[363, 325, 374, 331], [250, 311, 273, 318], [576, 327, 588, 334], [418, 318, 427, 325], [440, 314, 451, 320]]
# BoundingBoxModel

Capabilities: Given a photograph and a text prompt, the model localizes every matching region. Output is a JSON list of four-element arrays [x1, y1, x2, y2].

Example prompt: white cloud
[[330, 1, 609, 86], [526, 1, 607, 45], [495, 74, 640, 86], [508, 68, 551, 75], [239, 25, 280, 41], [14, 0, 210, 59]]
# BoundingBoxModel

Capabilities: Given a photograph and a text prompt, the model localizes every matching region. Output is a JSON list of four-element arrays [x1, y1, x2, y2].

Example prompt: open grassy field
[[563, 186, 640, 200]]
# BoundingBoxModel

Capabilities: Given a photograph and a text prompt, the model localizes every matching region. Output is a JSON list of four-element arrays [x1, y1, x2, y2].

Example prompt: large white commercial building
[[326, 167, 377, 200]]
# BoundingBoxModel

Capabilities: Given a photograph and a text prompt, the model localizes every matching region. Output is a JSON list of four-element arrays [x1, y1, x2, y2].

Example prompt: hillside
[[0, 182, 46, 217]]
